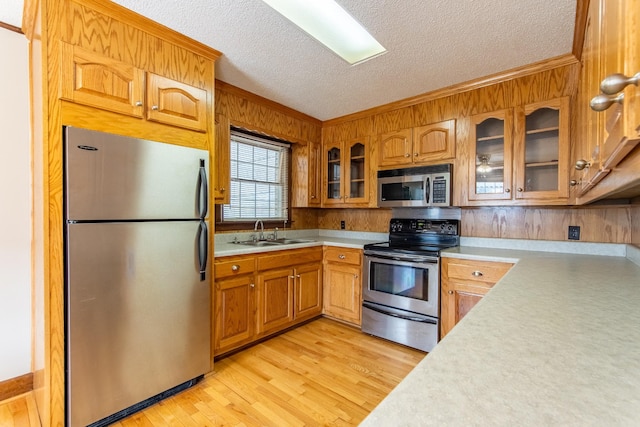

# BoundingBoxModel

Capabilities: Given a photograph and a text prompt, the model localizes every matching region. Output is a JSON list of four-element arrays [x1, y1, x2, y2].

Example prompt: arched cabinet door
[[146, 72, 207, 132]]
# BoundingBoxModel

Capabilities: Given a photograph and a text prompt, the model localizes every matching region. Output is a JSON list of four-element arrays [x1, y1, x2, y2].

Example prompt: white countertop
[[214, 229, 386, 257], [361, 244, 640, 426]]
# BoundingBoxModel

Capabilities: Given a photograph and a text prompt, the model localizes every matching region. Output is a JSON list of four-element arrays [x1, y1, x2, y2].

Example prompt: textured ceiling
[[1, 1, 577, 121]]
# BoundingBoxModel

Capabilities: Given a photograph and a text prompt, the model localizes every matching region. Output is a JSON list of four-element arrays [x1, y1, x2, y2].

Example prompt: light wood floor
[[0, 318, 425, 426]]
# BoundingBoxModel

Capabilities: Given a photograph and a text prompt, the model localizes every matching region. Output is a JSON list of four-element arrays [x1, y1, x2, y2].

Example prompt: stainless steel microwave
[[377, 164, 452, 207]]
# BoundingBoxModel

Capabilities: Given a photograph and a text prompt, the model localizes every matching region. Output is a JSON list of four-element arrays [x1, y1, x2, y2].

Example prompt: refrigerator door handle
[[197, 159, 208, 219], [196, 220, 208, 281]]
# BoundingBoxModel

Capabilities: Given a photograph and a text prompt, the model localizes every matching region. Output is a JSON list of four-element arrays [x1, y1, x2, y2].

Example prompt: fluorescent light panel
[[262, 0, 386, 65]]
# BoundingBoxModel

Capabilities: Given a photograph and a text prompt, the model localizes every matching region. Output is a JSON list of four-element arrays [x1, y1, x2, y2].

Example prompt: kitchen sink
[[233, 238, 315, 247]]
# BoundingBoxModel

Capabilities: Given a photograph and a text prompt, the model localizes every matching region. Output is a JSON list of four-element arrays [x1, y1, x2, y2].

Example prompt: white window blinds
[[222, 130, 290, 222]]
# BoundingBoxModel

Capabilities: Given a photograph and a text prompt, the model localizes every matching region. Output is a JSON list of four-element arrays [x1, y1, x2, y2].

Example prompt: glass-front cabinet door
[[514, 97, 569, 200], [468, 109, 514, 201], [323, 137, 369, 206], [346, 139, 368, 203], [324, 142, 343, 204]]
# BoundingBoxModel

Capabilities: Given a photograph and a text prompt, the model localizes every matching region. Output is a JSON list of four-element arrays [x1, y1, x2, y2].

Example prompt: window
[[221, 129, 290, 222]]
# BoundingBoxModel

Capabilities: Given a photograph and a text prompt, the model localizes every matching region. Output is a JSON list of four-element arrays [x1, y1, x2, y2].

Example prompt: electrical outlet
[[340, 220, 345, 230], [568, 225, 580, 240]]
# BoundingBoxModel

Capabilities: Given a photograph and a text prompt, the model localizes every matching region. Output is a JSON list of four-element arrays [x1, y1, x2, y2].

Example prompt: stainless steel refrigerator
[[64, 126, 211, 426]]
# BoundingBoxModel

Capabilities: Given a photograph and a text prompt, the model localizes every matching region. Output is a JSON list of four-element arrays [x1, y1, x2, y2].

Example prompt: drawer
[[444, 258, 513, 284], [324, 247, 362, 266], [257, 247, 322, 271], [215, 256, 255, 279]]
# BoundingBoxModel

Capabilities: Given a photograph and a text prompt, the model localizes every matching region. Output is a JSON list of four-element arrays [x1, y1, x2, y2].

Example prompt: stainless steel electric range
[[362, 209, 460, 352]]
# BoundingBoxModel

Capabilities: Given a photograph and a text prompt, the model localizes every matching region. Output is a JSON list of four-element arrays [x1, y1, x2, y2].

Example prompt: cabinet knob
[[570, 180, 578, 186], [590, 93, 624, 112], [517, 188, 523, 192], [599, 72, 640, 95], [151, 105, 159, 111], [354, 274, 359, 279], [311, 195, 316, 199], [289, 275, 296, 279], [296, 274, 301, 278], [414, 153, 418, 157], [575, 159, 591, 170], [338, 254, 346, 259], [135, 101, 143, 107], [448, 290, 454, 295], [231, 264, 240, 272], [471, 271, 484, 277], [219, 187, 225, 193], [505, 188, 511, 193], [405, 153, 410, 157], [250, 283, 255, 288]]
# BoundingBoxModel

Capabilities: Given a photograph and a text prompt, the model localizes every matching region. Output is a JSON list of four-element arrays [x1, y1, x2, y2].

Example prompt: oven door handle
[[363, 302, 437, 324]]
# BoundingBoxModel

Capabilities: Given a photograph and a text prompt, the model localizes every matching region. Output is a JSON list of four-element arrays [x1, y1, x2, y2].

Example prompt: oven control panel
[[389, 218, 459, 235]]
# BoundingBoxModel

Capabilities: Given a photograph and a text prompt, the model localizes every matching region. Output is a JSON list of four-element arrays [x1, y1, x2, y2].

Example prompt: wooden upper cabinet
[[61, 42, 145, 118], [466, 98, 569, 204], [378, 120, 455, 167], [146, 73, 208, 132], [214, 114, 230, 204], [468, 109, 514, 201], [378, 128, 412, 166], [323, 138, 370, 206], [61, 43, 208, 133], [574, 0, 640, 201], [292, 141, 322, 207], [514, 97, 570, 201], [413, 120, 456, 163]]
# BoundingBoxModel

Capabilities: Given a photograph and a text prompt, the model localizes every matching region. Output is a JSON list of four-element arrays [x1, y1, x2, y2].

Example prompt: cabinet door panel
[[61, 42, 144, 118], [147, 73, 207, 132], [214, 275, 255, 354], [323, 263, 361, 325], [214, 114, 230, 203], [295, 263, 323, 320], [514, 97, 570, 200], [378, 129, 412, 167], [469, 110, 514, 201], [257, 268, 294, 335], [413, 119, 456, 163]]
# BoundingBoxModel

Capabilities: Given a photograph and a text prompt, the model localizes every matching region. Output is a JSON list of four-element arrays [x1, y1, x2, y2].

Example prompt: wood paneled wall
[[215, 80, 322, 145], [314, 206, 639, 244]]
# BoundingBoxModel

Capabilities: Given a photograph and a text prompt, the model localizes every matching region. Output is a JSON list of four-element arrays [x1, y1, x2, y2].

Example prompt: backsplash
[[308, 205, 640, 244]]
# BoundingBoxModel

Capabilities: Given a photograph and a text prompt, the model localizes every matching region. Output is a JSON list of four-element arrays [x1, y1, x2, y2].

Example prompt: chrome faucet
[[254, 220, 265, 241]]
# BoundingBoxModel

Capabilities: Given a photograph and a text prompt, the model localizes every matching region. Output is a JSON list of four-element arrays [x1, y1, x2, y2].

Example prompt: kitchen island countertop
[[361, 245, 640, 426]]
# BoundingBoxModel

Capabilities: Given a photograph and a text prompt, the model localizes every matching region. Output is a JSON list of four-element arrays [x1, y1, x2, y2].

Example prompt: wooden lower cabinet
[[323, 247, 363, 326], [214, 247, 322, 356], [440, 257, 513, 338], [256, 267, 295, 335], [214, 274, 256, 353]]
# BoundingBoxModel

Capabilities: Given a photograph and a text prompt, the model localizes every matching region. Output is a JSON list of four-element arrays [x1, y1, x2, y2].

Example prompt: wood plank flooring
[[0, 318, 425, 427]]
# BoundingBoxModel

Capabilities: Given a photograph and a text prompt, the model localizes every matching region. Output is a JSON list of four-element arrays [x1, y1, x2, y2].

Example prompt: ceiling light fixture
[[476, 154, 493, 174], [261, 0, 387, 65]]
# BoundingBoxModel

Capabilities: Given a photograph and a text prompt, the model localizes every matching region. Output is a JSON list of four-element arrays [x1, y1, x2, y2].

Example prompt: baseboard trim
[[0, 372, 34, 401]]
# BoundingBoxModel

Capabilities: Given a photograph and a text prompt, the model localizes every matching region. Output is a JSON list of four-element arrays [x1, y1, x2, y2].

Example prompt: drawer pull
[[231, 264, 240, 272], [338, 254, 346, 260], [250, 283, 255, 288], [135, 101, 143, 106], [471, 271, 483, 277]]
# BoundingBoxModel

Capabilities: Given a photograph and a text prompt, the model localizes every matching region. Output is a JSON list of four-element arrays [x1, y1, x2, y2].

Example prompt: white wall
[[0, 28, 32, 382]]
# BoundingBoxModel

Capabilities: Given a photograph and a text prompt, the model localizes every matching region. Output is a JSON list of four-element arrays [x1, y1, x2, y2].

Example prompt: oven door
[[362, 253, 439, 318], [378, 175, 431, 207]]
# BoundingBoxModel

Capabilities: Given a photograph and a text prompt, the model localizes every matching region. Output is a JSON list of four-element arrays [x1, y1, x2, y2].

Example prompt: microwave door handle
[[425, 176, 431, 204]]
